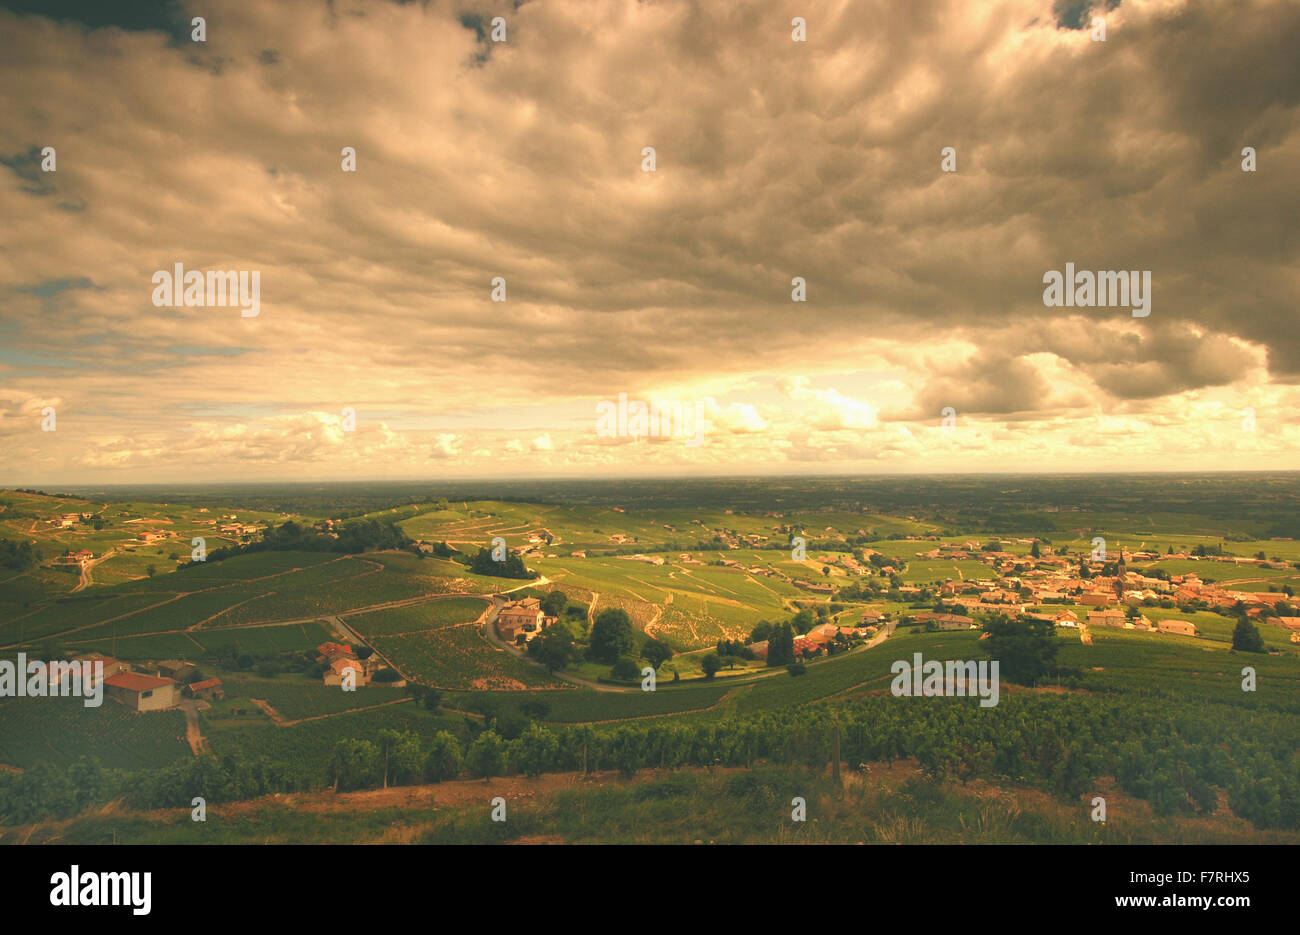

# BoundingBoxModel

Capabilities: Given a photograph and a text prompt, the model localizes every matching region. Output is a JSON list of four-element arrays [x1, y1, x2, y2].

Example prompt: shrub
[[609, 656, 641, 681]]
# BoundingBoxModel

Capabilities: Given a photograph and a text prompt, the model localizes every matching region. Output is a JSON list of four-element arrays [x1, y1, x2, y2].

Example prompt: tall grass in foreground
[[12, 767, 1298, 845]]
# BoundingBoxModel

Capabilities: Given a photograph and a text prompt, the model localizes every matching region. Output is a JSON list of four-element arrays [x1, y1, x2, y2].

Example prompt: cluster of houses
[[885, 540, 1300, 642], [54, 548, 94, 565], [218, 522, 262, 537], [715, 555, 806, 586], [46, 653, 225, 712], [915, 611, 977, 630], [618, 553, 665, 566], [495, 598, 558, 643], [47, 640, 409, 713], [750, 616, 883, 661], [315, 641, 386, 687]]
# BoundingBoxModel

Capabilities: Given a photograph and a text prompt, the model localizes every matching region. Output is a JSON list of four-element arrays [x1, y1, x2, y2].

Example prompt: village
[[497, 530, 1300, 667], [48, 637, 406, 721]]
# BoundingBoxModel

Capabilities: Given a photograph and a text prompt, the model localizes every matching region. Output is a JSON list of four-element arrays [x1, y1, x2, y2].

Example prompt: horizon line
[[6, 467, 1300, 490]]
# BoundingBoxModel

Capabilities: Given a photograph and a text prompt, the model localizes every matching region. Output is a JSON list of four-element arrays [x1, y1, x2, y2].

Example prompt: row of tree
[[6, 689, 1296, 830], [467, 547, 535, 579], [0, 538, 40, 571], [197, 518, 411, 565]]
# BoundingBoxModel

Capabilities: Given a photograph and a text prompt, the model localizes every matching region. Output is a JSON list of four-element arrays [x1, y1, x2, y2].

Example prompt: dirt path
[[8, 554, 358, 648], [249, 695, 413, 727], [1, 592, 185, 651], [71, 547, 119, 593], [51, 566, 522, 654], [179, 701, 210, 755], [642, 605, 664, 639]]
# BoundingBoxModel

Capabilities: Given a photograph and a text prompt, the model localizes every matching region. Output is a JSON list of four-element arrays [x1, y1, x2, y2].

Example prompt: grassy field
[[345, 597, 489, 638], [207, 673, 410, 722], [372, 625, 570, 691], [0, 696, 190, 771], [4, 482, 1300, 843]]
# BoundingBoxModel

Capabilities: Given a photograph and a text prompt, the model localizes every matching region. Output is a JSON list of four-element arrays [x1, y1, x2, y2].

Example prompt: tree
[[0, 539, 38, 571], [511, 724, 560, 777], [589, 608, 635, 663], [491, 709, 529, 741], [423, 731, 462, 782], [330, 739, 381, 792], [701, 653, 721, 679], [983, 615, 1058, 686], [791, 609, 815, 634], [469, 547, 534, 580], [409, 685, 443, 710], [610, 655, 640, 681], [540, 590, 567, 617], [466, 730, 507, 779], [1030, 540, 1041, 559], [767, 622, 795, 667], [1232, 617, 1266, 653], [533, 625, 575, 672], [145, 564, 156, 577], [748, 620, 775, 643], [377, 729, 422, 787], [642, 636, 673, 669]]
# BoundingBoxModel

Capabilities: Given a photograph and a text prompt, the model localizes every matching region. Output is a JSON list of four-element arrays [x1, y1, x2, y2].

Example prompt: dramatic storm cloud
[[0, 0, 1297, 481]]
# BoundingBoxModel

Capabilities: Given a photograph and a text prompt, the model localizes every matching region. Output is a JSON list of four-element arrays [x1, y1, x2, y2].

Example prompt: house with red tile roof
[[324, 657, 369, 687], [1086, 609, 1127, 628], [791, 636, 823, 658], [104, 672, 178, 712], [805, 623, 840, 644], [184, 677, 225, 701], [316, 642, 354, 663]]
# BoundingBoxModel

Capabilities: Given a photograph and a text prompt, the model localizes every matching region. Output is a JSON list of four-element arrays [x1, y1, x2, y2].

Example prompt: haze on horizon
[[2, 0, 1298, 485]]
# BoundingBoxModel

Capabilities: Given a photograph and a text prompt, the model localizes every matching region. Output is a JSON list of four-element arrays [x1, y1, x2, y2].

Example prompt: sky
[[1, 0, 1298, 484]]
